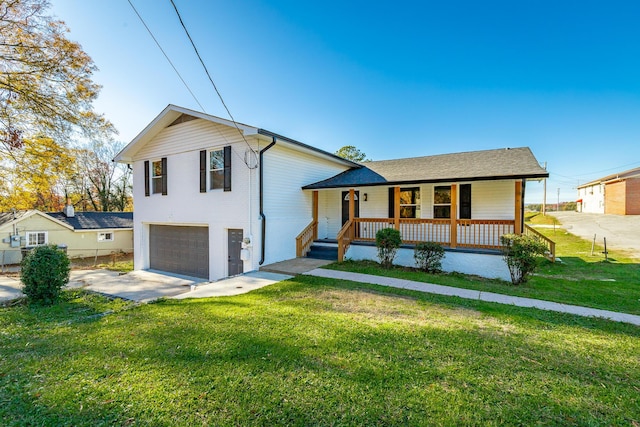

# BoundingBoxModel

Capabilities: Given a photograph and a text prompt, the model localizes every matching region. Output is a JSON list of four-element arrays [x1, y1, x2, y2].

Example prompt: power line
[[168, 0, 257, 159], [126, 0, 205, 112]]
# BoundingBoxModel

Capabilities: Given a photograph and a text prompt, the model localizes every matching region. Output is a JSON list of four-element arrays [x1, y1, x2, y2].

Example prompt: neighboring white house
[[577, 167, 640, 215], [115, 105, 549, 282], [0, 209, 133, 266]]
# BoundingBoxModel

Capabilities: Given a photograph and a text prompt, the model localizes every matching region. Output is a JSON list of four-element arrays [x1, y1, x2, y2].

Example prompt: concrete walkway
[[305, 268, 640, 326]]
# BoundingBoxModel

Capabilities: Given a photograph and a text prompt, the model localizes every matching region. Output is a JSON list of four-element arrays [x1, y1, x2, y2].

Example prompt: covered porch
[[296, 182, 555, 262]]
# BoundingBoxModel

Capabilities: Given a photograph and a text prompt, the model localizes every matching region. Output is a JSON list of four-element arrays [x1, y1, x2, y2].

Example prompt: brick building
[[577, 167, 640, 215]]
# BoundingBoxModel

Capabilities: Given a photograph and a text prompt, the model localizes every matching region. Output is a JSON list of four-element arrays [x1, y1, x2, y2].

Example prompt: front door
[[227, 229, 244, 276], [341, 191, 360, 225]]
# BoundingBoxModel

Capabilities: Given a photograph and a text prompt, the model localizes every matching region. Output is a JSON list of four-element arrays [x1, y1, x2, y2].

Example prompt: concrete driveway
[[1, 269, 291, 303], [548, 211, 640, 258]]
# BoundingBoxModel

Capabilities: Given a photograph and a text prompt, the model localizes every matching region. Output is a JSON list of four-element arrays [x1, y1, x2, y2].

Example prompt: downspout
[[259, 137, 277, 265]]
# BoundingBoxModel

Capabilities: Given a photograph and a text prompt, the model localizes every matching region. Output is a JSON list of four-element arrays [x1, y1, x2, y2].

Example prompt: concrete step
[[306, 244, 338, 260]]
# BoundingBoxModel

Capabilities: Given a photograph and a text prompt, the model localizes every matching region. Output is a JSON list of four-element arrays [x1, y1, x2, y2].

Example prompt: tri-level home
[[115, 105, 550, 282]]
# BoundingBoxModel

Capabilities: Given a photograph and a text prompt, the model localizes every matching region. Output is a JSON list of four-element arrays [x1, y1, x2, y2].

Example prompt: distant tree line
[[526, 202, 577, 212], [0, 0, 130, 212]]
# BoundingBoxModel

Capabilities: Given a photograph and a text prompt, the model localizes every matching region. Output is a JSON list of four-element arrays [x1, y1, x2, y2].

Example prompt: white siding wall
[[578, 184, 604, 214], [132, 119, 260, 281], [262, 144, 350, 264]]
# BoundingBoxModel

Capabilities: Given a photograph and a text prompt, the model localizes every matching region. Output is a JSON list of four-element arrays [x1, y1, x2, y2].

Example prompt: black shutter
[[223, 146, 231, 192], [144, 160, 150, 197], [161, 157, 168, 195], [460, 184, 471, 219], [199, 150, 207, 193], [388, 187, 395, 219]]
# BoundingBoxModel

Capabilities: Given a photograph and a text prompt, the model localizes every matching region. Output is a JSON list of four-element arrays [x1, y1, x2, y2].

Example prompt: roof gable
[[0, 210, 74, 230]]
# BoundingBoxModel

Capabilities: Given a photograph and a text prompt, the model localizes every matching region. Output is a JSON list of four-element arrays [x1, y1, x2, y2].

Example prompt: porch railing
[[352, 218, 514, 249], [336, 220, 355, 261], [295, 220, 317, 257], [524, 224, 556, 262]]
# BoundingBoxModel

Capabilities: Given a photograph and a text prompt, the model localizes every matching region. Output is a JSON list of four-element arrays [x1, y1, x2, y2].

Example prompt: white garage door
[[149, 225, 209, 279]]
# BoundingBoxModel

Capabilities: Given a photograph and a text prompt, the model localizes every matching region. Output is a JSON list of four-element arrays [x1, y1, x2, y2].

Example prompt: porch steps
[[306, 241, 339, 261]]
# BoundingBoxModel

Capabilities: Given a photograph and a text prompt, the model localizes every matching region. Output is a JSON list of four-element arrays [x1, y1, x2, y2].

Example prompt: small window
[[98, 232, 114, 242], [399, 187, 420, 218], [152, 160, 163, 194], [210, 150, 224, 190], [26, 231, 47, 246], [434, 186, 451, 219]]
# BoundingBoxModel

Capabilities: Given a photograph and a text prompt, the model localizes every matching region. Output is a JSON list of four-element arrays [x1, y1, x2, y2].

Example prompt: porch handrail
[[295, 220, 318, 257], [524, 224, 556, 262], [336, 220, 354, 262]]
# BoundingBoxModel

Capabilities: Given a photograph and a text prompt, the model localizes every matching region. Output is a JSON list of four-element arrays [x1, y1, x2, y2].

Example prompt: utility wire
[[126, 0, 205, 112], [169, 0, 258, 158]]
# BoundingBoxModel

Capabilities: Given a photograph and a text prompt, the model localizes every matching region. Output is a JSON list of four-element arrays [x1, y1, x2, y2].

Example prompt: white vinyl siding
[[263, 144, 350, 263]]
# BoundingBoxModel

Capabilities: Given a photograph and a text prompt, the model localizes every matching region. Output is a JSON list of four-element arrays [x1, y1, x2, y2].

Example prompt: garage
[[149, 225, 209, 279]]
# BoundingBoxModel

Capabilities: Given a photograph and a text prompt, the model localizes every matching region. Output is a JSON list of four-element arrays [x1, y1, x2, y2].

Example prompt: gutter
[[259, 137, 277, 265]]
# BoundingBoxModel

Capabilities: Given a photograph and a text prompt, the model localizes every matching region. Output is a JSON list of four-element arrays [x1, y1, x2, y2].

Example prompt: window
[[144, 158, 167, 196], [433, 186, 451, 218], [26, 231, 47, 246], [98, 232, 114, 242], [210, 150, 225, 190], [152, 160, 163, 194], [200, 147, 231, 192], [399, 187, 421, 218]]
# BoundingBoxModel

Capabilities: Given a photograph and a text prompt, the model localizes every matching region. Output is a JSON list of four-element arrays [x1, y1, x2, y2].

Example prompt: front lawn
[[327, 216, 640, 315], [1, 281, 639, 426]]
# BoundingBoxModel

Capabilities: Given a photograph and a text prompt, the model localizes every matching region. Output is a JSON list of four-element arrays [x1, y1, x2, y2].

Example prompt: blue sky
[[50, 0, 640, 204]]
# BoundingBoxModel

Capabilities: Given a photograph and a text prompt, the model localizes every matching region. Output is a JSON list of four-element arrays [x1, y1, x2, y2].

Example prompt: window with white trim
[[152, 160, 163, 194], [98, 232, 114, 242], [210, 149, 224, 190], [399, 187, 421, 218], [433, 186, 451, 219], [26, 231, 47, 246]]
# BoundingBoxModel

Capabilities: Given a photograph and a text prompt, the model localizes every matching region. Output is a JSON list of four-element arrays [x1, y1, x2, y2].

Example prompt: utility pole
[[542, 161, 547, 215], [557, 188, 560, 212]]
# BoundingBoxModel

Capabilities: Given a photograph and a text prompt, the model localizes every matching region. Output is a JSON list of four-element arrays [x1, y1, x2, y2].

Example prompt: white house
[[115, 105, 550, 282]]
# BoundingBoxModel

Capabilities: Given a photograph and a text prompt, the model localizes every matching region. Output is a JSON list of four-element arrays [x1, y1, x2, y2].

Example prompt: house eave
[[302, 173, 549, 190], [257, 129, 360, 168]]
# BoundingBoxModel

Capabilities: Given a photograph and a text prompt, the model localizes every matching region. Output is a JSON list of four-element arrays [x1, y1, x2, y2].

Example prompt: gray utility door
[[228, 229, 244, 276], [149, 225, 209, 279], [341, 191, 360, 225]]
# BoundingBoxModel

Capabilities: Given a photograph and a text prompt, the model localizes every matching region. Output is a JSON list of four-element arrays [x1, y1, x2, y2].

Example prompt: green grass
[[327, 215, 640, 315], [1, 279, 639, 426]]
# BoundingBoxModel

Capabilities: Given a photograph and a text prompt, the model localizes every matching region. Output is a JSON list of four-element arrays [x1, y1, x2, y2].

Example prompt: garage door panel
[[149, 225, 209, 279]]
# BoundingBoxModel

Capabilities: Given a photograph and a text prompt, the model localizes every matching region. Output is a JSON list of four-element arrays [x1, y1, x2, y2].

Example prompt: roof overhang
[[302, 173, 549, 190], [256, 129, 359, 168], [0, 210, 75, 231]]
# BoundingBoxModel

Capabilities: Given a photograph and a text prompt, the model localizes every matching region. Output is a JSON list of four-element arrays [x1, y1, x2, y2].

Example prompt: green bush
[[500, 234, 548, 285], [375, 228, 402, 268], [21, 245, 71, 305], [414, 241, 445, 273]]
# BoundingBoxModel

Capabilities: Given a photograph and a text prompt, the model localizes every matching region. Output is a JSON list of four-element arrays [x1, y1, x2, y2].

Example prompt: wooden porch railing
[[524, 224, 556, 262], [336, 220, 355, 261], [352, 218, 514, 249], [295, 220, 317, 257]]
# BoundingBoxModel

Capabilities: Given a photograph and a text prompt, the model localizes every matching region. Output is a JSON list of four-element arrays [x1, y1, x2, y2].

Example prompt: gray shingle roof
[[46, 212, 133, 230], [303, 147, 548, 189]]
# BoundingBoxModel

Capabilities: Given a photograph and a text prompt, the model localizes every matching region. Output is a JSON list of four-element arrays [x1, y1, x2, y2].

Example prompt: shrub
[[21, 245, 71, 305], [500, 234, 547, 285], [375, 228, 402, 268], [414, 241, 445, 273]]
